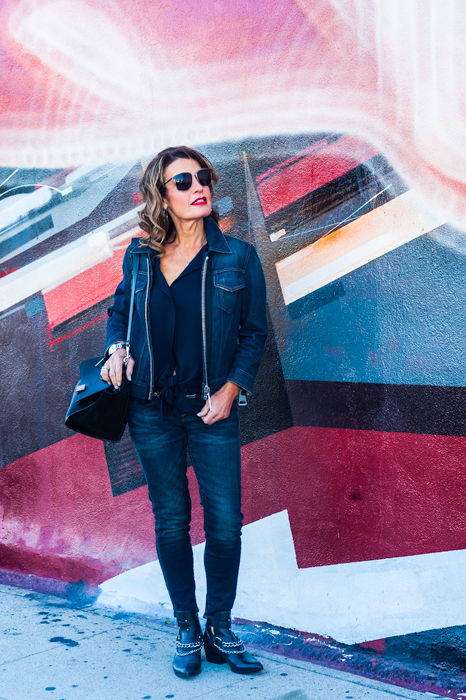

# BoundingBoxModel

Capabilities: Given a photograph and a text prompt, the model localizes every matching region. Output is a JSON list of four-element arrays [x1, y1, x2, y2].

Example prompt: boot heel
[[204, 638, 227, 665]]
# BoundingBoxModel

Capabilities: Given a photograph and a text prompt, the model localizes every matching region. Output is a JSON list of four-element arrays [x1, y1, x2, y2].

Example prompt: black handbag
[[65, 253, 140, 441]]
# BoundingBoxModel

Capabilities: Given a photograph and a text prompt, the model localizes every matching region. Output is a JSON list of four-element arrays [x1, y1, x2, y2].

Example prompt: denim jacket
[[106, 216, 268, 401]]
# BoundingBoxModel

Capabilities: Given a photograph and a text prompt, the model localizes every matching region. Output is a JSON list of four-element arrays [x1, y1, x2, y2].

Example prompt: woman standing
[[102, 147, 268, 679]]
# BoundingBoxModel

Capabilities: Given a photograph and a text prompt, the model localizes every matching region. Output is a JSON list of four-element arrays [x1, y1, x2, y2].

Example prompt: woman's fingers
[[100, 366, 112, 385], [100, 348, 128, 388], [112, 356, 125, 387], [197, 401, 210, 418], [126, 356, 135, 381], [198, 394, 232, 424], [198, 384, 238, 424]]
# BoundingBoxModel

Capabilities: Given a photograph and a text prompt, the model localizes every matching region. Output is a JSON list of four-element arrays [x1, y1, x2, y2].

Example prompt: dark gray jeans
[[128, 394, 243, 616]]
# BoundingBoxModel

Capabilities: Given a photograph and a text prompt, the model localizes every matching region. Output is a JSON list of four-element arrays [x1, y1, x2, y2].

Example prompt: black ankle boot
[[173, 610, 202, 679], [204, 611, 263, 674]]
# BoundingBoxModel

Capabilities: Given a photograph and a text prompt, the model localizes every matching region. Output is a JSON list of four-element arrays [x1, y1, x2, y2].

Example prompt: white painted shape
[[270, 228, 287, 242], [97, 510, 466, 644], [278, 190, 447, 304], [65, 164, 102, 185], [87, 230, 108, 248], [0, 224, 135, 311], [0, 235, 108, 310], [0, 188, 52, 234], [99, 558, 172, 609]]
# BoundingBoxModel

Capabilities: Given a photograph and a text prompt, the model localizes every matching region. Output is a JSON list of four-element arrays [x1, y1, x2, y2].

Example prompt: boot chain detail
[[211, 636, 245, 654], [175, 639, 203, 657]]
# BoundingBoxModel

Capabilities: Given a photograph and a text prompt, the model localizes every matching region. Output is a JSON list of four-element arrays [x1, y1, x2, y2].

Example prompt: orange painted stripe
[[275, 190, 446, 305], [219, 213, 236, 233]]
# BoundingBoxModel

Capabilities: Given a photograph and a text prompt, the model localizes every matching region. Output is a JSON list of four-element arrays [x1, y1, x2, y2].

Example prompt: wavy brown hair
[[137, 146, 219, 256]]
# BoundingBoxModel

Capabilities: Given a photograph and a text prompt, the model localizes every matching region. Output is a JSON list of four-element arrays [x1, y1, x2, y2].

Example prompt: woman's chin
[[188, 205, 212, 219]]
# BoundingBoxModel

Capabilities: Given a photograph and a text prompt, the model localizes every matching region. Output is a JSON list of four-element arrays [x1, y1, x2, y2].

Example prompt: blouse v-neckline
[[157, 244, 207, 291]]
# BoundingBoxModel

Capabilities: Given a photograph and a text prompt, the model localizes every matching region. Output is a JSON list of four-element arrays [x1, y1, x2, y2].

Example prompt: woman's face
[[162, 158, 212, 223]]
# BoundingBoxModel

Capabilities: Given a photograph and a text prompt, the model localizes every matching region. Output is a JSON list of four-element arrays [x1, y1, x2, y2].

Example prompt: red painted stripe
[[256, 134, 379, 217], [241, 427, 466, 568], [35, 168, 76, 189], [256, 134, 341, 183], [47, 312, 108, 350], [43, 245, 129, 328], [0, 267, 19, 279]]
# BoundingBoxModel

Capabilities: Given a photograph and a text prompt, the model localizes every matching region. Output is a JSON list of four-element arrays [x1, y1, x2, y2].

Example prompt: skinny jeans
[[127, 393, 243, 616]]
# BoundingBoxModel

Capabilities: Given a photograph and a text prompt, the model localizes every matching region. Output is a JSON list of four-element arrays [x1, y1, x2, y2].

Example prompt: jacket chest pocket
[[135, 265, 149, 293], [134, 269, 149, 312], [213, 270, 245, 314]]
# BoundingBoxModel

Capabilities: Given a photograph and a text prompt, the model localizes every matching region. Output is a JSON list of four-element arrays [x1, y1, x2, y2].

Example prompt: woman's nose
[[191, 176, 203, 193]]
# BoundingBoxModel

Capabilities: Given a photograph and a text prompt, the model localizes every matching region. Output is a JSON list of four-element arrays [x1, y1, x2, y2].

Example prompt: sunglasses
[[164, 168, 212, 191]]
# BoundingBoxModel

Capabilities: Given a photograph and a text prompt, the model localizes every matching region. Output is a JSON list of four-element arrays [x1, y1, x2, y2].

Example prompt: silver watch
[[107, 342, 126, 356]]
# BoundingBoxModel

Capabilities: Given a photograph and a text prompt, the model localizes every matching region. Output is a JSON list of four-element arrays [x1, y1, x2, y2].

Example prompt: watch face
[[109, 343, 124, 354]]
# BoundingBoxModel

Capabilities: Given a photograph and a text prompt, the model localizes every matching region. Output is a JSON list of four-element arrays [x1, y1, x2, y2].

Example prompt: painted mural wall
[[2, 0, 466, 645]]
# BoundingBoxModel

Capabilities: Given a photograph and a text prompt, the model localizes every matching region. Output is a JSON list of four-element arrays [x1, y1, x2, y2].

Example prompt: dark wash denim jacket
[[106, 216, 268, 401]]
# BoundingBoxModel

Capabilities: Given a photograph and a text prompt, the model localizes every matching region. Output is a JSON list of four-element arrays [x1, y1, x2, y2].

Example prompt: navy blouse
[[150, 245, 207, 418]]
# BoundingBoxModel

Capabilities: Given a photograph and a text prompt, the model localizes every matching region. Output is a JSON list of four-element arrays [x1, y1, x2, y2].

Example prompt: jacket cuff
[[226, 367, 255, 395]]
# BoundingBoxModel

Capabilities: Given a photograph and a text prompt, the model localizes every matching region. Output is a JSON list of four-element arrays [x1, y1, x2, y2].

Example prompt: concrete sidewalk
[[0, 583, 436, 700]]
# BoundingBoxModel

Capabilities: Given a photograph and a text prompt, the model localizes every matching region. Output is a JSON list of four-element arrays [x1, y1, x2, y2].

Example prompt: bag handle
[[124, 252, 141, 365]]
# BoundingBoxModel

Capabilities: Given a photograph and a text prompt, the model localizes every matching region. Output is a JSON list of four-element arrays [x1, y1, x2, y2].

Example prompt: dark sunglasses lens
[[173, 173, 192, 191], [197, 169, 212, 187]]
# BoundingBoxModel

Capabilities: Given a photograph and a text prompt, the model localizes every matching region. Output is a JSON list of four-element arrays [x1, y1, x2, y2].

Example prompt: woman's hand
[[197, 381, 240, 425], [100, 348, 135, 388]]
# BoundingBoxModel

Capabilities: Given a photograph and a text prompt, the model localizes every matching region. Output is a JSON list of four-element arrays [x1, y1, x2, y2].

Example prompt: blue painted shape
[[277, 227, 466, 387], [288, 280, 346, 319], [0, 214, 53, 259], [215, 195, 233, 217], [25, 296, 45, 317]]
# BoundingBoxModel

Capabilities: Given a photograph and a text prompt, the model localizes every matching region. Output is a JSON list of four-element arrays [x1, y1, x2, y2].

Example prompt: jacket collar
[[133, 215, 231, 255], [204, 215, 232, 254]]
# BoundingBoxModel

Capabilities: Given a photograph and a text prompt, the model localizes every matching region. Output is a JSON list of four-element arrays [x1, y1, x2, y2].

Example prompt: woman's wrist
[[105, 341, 127, 359], [219, 381, 241, 399]]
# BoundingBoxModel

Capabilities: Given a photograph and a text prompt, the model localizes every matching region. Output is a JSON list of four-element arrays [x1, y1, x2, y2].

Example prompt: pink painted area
[[240, 427, 466, 568], [3, 426, 466, 586], [256, 135, 379, 217], [35, 168, 76, 189], [359, 638, 386, 654], [43, 245, 129, 328], [0, 433, 156, 585]]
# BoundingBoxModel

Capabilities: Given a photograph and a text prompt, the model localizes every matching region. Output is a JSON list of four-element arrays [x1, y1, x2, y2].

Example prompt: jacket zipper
[[201, 253, 212, 410], [144, 255, 153, 399]]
